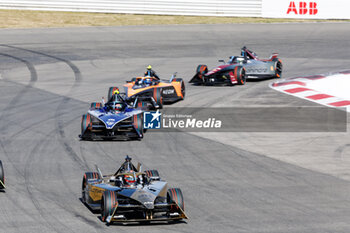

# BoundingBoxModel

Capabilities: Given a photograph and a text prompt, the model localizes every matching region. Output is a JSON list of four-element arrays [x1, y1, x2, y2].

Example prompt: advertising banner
[[142, 107, 346, 132], [262, 0, 350, 19]]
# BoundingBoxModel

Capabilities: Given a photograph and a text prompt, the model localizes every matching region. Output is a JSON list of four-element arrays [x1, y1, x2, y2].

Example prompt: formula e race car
[[120, 73, 185, 109], [80, 93, 144, 140], [190, 46, 283, 86], [81, 156, 188, 224], [0, 160, 5, 189]]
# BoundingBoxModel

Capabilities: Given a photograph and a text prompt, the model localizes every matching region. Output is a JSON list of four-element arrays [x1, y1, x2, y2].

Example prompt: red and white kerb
[[270, 70, 350, 111]]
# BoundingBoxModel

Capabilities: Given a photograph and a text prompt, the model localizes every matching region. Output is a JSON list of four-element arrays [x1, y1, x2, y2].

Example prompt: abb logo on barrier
[[287, 1, 318, 15]]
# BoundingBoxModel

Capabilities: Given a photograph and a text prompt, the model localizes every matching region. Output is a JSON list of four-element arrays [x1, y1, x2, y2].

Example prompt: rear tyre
[[108, 87, 119, 101], [167, 188, 184, 211], [144, 170, 160, 178], [196, 65, 208, 84], [234, 66, 246, 85], [0, 160, 5, 189], [153, 88, 163, 109], [137, 101, 148, 110], [81, 172, 101, 203], [90, 102, 102, 109], [101, 190, 118, 222], [272, 58, 283, 78]]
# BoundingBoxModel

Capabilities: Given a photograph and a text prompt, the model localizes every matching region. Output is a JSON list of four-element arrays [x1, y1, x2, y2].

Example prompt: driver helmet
[[147, 65, 152, 70], [114, 103, 123, 111], [143, 78, 152, 86], [124, 174, 135, 186]]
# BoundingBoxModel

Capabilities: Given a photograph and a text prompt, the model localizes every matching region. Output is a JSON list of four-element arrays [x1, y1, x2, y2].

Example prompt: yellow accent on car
[[89, 185, 105, 201]]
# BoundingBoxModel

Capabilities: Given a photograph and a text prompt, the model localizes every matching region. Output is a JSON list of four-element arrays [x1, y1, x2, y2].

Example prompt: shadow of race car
[[80, 92, 144, 141], [190, 46, 283, 86], [81, 156, 188, 224]]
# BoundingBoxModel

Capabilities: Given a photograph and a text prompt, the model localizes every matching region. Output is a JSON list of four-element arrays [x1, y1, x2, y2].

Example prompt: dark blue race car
[[80, 93, 144, 140]]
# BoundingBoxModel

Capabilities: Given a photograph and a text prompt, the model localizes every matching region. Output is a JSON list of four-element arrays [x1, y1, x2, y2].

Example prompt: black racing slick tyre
[[0, 160, 4, 189], [133, 113, 144, 138], [153, 88, 163, 109], [81, 172, 101, 203], [81, 114, 91, 139], [167, 188, 184, 211], [101, 190, 118, 222], [196, 65, 208, 83], [234, 66, 246, 85], [108, 87, 120, 101], [90, 102, 102, 109], [181, 80, 185, 99], [137, 101, 149, 110], [272, 58, 283, 78], [144, 170, 160, 178]]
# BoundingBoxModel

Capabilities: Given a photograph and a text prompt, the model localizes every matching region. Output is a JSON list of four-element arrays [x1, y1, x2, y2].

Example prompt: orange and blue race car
[[110, 73, 185, 109]]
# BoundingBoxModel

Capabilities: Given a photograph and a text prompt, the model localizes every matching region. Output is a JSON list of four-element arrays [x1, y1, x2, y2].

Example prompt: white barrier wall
[[262, 0, 350, 19], [0, 0, 262, 17], [0, 0, 348, 19]]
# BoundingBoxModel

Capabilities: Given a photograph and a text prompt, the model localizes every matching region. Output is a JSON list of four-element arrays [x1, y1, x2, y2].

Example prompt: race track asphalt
[[0, 22, 350, 233]]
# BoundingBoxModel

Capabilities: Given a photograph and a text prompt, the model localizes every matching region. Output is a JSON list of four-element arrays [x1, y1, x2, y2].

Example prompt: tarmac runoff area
[[270, 71, 350, 112], [0, 23, 350, 233]]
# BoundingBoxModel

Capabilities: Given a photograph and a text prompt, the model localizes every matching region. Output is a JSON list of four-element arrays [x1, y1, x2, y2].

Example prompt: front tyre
[[167, 188, 184, 211], [234, 66, 246, 85], [153, 88, 163, 109], [133, 113, 144, 139], [81, 114, 92, 140], [181, 81, 185, 99], [101, 190, 118, 222]]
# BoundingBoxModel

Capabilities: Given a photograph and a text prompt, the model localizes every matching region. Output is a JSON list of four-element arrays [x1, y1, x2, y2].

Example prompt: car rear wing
[[269, 53, 279, 60]]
